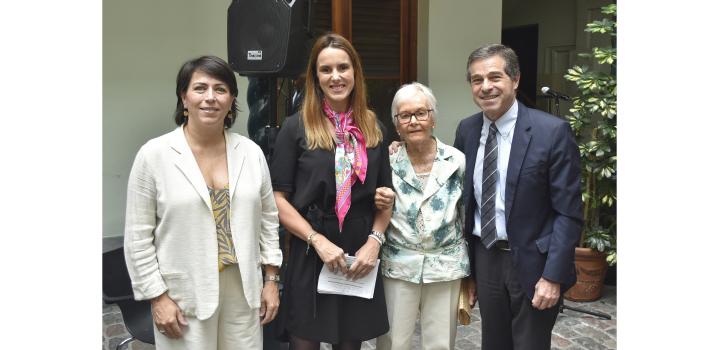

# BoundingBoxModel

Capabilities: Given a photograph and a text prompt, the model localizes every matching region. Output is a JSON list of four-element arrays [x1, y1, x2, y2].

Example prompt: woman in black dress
[[271, 33, 393, 350]]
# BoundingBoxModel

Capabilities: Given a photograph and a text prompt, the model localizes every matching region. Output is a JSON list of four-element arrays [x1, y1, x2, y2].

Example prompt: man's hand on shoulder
[[388, 141, 403, 155]]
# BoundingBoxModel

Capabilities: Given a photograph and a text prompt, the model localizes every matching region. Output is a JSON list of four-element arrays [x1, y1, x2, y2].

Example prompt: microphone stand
[[559, 299, 612, 320], [540, 93, 563, 118], [540, 88, 569, 118], [556, 88, 611, 320], [539, 88, 611, 320]]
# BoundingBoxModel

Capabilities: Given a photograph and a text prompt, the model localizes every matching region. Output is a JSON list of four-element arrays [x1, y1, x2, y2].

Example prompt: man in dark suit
[[454, 44, 583, 350]]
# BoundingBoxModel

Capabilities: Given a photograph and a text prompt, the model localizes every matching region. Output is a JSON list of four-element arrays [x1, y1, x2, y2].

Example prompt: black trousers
[[473, 239, 560, 350]]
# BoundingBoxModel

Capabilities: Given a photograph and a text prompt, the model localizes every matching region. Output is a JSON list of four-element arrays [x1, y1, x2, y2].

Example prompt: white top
[[472, 100, 518, 240]]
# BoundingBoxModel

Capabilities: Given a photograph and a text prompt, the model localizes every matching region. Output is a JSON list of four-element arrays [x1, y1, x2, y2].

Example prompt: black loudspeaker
[[228, 0, 312, 77]]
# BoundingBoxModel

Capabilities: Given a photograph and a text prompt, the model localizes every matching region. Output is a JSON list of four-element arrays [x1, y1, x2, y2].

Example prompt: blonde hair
[[301, 33, 382, 150]]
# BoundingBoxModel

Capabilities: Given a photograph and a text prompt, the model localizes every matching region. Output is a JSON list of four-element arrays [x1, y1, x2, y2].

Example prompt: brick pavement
[[103, 286, 616, 350]]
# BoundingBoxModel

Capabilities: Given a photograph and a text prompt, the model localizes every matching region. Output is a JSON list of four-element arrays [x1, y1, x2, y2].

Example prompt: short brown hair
[[466, 44, 520, 83]]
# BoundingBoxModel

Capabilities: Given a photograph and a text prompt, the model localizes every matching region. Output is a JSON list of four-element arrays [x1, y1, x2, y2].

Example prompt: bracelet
[[368, 234, 383, 246], [306, 231, 318, 255], [370, 230, 386, 245]]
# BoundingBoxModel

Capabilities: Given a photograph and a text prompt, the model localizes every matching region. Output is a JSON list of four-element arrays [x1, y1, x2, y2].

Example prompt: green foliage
[[585, 227, 612, 252], [564, 3, 617, 266]]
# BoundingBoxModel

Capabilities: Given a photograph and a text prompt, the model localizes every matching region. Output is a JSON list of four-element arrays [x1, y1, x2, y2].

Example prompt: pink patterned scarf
[[322, 99, 368, 232]]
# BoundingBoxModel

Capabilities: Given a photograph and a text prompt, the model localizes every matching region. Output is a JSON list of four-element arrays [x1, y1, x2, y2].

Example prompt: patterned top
[[380, 138, 470, 283], [209, 185, 238, 271], [414, 173, 430, 234]]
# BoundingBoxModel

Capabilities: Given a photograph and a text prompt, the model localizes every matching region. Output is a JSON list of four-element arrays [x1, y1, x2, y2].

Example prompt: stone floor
[[103, 286, 616, 350]]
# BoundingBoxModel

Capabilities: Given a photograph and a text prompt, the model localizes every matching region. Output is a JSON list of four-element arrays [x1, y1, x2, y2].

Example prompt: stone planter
[[564, 247, 608, 302]]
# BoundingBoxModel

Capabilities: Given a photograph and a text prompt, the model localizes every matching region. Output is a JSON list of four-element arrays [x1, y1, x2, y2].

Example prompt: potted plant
[[563, 3, 617, 302]]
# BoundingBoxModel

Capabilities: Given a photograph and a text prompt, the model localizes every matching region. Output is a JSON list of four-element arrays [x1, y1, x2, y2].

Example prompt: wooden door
[[312, 0, 417, 139]]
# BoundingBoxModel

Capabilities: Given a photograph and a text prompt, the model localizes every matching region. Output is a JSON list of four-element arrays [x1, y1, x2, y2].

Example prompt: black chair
[[103, 246, 155, 350]]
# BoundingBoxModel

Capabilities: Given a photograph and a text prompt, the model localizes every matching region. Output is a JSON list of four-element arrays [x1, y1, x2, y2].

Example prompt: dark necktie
[[480, 122, 499, 249]]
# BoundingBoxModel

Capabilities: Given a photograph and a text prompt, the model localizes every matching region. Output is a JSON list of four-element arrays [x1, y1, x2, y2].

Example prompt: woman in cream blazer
[[124, 56, 282, 350]]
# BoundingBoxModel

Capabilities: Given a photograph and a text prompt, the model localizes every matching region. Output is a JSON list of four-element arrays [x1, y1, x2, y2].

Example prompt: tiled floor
[[103, 286, 616, 350]]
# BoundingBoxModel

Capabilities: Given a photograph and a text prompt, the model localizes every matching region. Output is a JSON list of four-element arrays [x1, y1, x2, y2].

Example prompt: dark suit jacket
[[453, 101, 583, 299]]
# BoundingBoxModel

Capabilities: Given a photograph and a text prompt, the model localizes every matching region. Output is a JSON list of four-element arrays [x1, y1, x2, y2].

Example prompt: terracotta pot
[[564, 247, 608, 302]]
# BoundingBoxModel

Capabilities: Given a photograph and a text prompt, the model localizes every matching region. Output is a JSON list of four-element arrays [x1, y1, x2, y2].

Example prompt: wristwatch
[[264, 274, 281, 283], [370, 230, 386, 245]]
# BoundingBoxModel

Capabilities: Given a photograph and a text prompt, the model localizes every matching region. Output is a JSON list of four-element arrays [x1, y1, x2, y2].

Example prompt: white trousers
[[376, 277, 462, 350], [153, 264, 263, 350]]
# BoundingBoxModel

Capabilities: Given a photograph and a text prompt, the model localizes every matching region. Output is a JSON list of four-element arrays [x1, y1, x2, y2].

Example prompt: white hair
[[390, 82, 438, 127]]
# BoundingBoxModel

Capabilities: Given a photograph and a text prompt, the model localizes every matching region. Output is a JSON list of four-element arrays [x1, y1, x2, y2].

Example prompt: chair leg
[[116, 336, 135, 350]]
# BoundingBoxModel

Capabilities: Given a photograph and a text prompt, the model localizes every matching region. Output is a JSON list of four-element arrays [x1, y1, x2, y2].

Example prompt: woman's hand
[[313, 234, 348, 275], [347, 237, 381, 280], [374, 187, 395, 211], [274, 192, 347, 274], [259, 281, 280, 325], [151, 292, 188, 339]]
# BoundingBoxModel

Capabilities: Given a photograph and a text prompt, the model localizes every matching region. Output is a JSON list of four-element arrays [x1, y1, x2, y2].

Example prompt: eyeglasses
[[394, 109, 433, 124]]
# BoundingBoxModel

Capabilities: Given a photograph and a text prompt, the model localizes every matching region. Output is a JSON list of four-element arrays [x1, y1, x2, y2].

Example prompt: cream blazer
[[123, 127, 282, 320]]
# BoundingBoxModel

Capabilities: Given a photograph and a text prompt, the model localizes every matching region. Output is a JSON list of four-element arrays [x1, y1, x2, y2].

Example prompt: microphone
[[541, 86, 571, 101]]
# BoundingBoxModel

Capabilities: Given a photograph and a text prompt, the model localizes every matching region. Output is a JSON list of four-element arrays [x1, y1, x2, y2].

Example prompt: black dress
[[270, 113, 392, 344]]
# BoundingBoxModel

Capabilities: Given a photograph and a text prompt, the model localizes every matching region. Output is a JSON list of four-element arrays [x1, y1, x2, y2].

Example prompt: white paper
[[317, 255, 379, 299]]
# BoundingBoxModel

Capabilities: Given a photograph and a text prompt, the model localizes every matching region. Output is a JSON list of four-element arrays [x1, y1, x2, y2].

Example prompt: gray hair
[[465, 44, 520, 82], [390, 82, 438, 127]]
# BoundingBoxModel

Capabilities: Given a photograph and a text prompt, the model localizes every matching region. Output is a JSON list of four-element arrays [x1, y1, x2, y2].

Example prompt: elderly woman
[[124, 55, 282, 350], [375, 82, 471, 350], [271, 33, 393, 350]]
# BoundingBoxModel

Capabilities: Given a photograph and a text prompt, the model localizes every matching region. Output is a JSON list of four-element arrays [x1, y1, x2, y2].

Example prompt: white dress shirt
[[472, 100, 518, 240]]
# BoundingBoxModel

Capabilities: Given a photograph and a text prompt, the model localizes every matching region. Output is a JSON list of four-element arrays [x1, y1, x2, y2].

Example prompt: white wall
[[419, 0, 502, 144], [103, 0, 250, 237]]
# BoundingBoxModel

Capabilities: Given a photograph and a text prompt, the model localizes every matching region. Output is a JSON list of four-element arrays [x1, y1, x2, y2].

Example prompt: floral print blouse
[[380, 138, 470, 283]]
